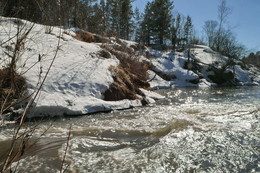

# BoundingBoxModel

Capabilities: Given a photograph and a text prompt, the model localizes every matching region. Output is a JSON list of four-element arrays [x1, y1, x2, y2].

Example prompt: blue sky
[[133, 0, 260, 53]]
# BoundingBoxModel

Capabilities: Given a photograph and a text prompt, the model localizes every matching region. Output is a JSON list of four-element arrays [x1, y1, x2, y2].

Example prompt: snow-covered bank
[[1, 17, 259, 119], [0, 17, 159, 118], [149, 45, 260, 89]]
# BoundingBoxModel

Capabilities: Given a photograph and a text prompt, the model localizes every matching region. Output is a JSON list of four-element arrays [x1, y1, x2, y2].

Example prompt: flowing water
[[0, 86, 259, 173]]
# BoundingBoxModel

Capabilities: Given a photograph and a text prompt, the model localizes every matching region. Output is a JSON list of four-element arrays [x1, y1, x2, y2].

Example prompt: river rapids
[[0, 86, 259, 173]]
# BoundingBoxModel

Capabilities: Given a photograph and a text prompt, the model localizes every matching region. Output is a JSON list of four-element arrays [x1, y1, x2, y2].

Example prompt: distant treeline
[[243, 52, 260, 67]]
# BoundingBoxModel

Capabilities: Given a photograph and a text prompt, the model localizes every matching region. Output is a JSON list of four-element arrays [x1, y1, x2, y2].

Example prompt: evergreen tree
[[140, 2, 153, 45], [134, 7, 142, 42], [175, 14, 182, 47], [87, 3, 104, 34], [140, 0, 173, 45], [170, 18, 177, 50], [170, 13, 187, 48], [184, 15, 193, 45], [119, 0, 133, 40], [1, 0, 42, 23], [107, 0, 134, 39], [109, 0, 121, 35], [99, 0, 110, 35], [170, 13, 183, 50], [150, 0, 174, 45]]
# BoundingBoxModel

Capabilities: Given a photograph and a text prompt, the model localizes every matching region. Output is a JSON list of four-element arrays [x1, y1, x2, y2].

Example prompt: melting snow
[[0, 17, 259, 118]]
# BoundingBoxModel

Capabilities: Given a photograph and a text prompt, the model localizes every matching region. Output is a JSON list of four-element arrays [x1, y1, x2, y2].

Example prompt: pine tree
[[119, 0, 133, 40], [140, 0, 174, 45], [152, 0, 173, 45], [109, 0, 121, 35], [107, 0, 134, 39], [1, 0, 42, 23], [170, 13, 182, 50], [184, 15, 193, 45], [140, 2, 153, 45], [183, 16, 193, 63], [134, 7, 142, 42], [99, 0, 110, 35], [175, 14, 182, 47], [87, 3, 104, 34]]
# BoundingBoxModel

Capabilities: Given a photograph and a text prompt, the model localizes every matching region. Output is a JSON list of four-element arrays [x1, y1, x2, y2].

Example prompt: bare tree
[[215, 0, 231, 51], [220, 29, 245, 59], [203, 20, 218, 47]]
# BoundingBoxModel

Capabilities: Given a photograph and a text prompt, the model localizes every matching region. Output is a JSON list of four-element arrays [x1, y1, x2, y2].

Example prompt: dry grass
[[101, 41, 152, 103], [74, 31, 96, 43], [120, 56, 151, 82], [72, 31, 110, 43], [104, 66, 148, 102], [104, 66, 136, 101], [101, 43, 151, 78], [0, 68, 26, 114], [104, 58, 151, 103]]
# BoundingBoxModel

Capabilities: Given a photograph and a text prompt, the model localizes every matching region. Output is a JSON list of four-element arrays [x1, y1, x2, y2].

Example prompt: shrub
[[208, 68, 234, 85]]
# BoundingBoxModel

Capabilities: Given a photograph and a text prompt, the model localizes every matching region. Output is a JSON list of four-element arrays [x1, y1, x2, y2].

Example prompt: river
[[0, 86, 259, 173]]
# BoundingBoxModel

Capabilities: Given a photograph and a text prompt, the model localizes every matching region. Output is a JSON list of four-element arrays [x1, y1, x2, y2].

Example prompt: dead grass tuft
[[104, 66, 136, 101], [0, 68, 26, 113], [120, 56, 151, 82], [73, 31, 111, 43], [101, 41, 152, 103], [104, 62, 150, 103], [102, 43, 152, 82], [74, 31, 96, 43]]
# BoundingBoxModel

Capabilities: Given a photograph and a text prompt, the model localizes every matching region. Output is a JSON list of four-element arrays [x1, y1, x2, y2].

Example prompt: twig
[[60, 125, 72, 173], [11, 119, 53, 172]]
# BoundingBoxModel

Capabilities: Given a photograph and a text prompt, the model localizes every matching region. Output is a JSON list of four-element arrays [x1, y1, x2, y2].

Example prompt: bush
[[208, 68, 234, 85]]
